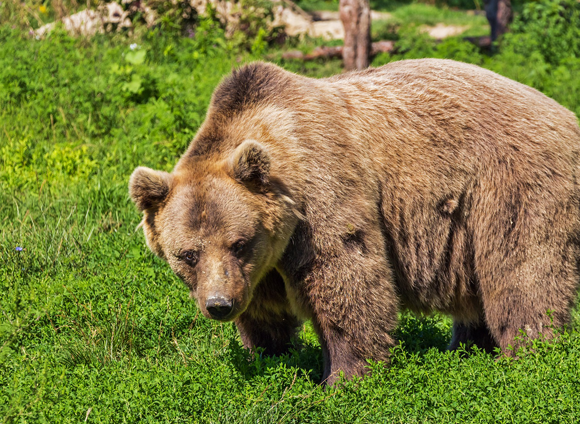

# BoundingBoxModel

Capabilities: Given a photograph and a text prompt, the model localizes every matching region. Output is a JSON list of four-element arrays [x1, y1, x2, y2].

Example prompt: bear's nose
[[206, 297, 233, 320]]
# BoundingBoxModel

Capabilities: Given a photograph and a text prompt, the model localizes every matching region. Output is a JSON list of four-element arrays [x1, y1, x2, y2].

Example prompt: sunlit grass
[[1, 16, 580, 421]]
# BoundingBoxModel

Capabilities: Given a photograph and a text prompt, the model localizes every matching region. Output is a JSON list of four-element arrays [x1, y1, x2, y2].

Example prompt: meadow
[[1, 0, 580, 422]]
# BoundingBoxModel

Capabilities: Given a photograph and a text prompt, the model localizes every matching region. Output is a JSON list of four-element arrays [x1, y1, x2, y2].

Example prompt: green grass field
[[2, 1, 580, 420]]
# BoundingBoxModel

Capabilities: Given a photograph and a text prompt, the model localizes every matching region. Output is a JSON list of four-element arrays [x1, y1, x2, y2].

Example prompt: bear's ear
[[129, 167, 173, 211], [228, 140, 271, 186]]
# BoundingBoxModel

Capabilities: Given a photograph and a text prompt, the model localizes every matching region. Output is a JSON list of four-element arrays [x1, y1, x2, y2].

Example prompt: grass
[[371, 4, 489, 40], [2, 1, 580, 420], [384, 3, 486, 26], [295, 0, 340, 12], [295, 0, 489, 39]]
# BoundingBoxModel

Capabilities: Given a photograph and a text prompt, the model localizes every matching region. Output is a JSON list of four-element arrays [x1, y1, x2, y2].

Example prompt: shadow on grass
[[394, 311, 453, 355], [227, 335, 324, 383], [227, 311, 454, 383]]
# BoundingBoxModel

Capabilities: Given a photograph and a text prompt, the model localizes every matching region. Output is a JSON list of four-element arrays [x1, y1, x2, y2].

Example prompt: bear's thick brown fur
[[130, 59, 580, 385]]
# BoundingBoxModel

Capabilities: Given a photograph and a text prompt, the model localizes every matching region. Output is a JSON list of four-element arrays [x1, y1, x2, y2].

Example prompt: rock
[[273, 4, 313, 37], [35, 2, 138, 37], [310, 20, 344, 40]]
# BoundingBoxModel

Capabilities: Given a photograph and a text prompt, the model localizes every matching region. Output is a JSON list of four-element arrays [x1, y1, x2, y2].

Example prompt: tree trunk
[[340, 0, 371, 71], [484, 0, 513, 42]]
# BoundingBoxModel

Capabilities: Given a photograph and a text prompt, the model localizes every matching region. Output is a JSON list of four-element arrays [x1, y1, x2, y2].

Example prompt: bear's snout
[[206, 296, 234, 320]]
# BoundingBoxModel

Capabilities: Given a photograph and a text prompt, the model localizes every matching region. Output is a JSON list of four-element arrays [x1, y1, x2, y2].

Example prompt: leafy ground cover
[[2, 1, 580, 422], [370, 4, 489, 41], [296, 0, 490, 39]]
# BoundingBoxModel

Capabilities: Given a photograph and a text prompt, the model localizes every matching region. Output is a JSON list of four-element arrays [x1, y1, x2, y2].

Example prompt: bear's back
[[331, 59, 575, 134], [323, 59, 580, 165]]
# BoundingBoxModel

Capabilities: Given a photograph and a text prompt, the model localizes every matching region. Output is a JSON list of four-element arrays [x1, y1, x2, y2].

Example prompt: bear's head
[[129, 140, 300, 322]]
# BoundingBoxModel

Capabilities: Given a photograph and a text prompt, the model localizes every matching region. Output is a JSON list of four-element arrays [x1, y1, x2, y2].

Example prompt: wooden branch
[[370, 40, 395, 56], [281, 40, 394, 61]]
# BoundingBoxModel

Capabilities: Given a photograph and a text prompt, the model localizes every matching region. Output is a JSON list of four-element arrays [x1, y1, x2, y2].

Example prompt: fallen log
[[280, 35, 494, 62], [371, 40, 396, 56], [282, 40, 394, 61]]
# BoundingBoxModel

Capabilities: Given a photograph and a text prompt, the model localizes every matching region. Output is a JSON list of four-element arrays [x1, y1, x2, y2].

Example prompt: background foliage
[[1, 0, 580, 422]]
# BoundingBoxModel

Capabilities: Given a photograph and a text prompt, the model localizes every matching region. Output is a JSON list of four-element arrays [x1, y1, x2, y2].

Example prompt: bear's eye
[[231, 240, 247, 257], [182, 250, 199, 267]]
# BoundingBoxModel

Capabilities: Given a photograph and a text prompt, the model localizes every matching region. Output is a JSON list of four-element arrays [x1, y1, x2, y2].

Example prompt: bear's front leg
[[285, 228, 399, 385], [235, 269, 301, 356]]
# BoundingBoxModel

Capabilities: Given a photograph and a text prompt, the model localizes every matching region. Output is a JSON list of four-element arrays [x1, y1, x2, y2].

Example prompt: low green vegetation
[[297, 0, 493, 12], [381, 3, 487, 27], [371, 4, 489, 41], [297, 0, 490, 38], [2, 0, 580, 422]]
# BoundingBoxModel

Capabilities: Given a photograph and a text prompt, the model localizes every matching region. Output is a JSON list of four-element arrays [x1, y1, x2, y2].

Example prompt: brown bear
[[130, 59, 580, 385]]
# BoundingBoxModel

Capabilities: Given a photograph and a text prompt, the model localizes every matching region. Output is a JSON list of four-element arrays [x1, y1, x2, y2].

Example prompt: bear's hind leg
[[449, 320, 498, 353], [235, 269, 301, 356], [471, 176, 580, 353], [475, 235, 579, 353], [481, 282, 574, 354]]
